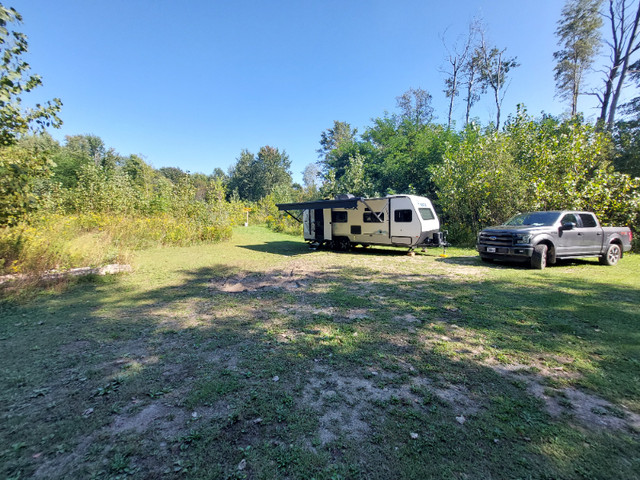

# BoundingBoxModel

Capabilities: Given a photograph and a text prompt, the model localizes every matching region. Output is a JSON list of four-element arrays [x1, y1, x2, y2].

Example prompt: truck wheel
[[531, 244, 547, 270], [479, 254, 493, 263], [600, 243, 621, 266]]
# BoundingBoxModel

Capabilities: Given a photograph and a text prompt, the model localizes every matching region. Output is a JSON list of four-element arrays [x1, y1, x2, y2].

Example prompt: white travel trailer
[[277, 194, 447, 251]]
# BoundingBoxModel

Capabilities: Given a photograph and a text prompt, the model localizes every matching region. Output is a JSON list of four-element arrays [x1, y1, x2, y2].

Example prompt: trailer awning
[[276, 198, 362, 211]]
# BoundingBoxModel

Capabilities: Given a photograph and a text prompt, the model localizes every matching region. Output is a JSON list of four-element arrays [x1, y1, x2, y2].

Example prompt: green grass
[[1, 226, 639, 479]]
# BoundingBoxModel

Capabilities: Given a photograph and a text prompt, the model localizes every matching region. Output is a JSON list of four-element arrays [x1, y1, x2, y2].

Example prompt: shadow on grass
[[238, 240, 312, 256], [1, 257, 639, 479], [438, 254, 613, 270]]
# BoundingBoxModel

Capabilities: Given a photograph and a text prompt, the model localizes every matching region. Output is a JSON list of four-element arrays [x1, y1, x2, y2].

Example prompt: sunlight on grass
[[1, 227, 638, 479]]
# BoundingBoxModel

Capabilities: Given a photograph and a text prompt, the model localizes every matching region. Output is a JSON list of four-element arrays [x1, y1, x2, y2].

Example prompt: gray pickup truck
[[477, 211, 633, 269]]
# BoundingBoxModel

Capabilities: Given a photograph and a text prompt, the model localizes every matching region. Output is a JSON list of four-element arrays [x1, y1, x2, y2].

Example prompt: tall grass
[[0, 212, 233, 276]]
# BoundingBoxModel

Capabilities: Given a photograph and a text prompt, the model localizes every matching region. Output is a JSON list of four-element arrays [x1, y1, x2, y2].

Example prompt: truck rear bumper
[[477, 244, 534, 258]]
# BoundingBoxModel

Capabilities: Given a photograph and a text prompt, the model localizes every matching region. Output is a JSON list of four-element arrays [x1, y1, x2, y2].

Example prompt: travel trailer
[[277, 194, 447, 251]]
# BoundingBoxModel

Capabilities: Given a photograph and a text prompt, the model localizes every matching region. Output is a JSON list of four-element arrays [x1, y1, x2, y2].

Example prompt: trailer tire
[[531, 244, 547, 270], [339, 237, 352, 251], [331, 237, 351, 252], [599, 243, 621, 266]]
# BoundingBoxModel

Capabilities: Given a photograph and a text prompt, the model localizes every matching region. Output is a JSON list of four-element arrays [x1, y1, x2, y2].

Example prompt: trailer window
[[419, 208, 435, 220], [331, 211, 348, 223], [363, 211, 385, 223], [394, 209, 413, 222], [579, 214, 597, 228]]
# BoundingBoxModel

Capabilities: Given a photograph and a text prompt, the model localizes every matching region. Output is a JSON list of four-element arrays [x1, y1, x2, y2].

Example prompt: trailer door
[[390, 197, 417, 245], [313, 209, 324, 242]]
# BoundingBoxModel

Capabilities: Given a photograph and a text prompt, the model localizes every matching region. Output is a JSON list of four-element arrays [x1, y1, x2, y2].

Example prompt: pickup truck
[[477, 211, 633, 269]]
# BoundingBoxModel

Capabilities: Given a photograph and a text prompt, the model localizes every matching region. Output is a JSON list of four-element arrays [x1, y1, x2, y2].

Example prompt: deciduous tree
[[476, 34, 519, 130], [395, 88, 434, 125], [597, 0, 640, 128], [0, 5, 61, 146], [553, 0, 603, 116]]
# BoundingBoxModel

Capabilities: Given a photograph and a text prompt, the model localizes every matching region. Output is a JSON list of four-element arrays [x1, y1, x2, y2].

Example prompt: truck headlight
[[514, 234, 532, 244]]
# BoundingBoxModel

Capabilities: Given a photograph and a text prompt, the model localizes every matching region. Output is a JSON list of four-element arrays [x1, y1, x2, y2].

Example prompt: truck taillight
[[630, 231, 633, 243]]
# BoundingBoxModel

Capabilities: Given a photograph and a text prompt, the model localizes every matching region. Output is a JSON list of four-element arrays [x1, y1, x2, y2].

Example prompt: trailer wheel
[[330, 237, 351, 251], [531, 244, 547, 270], [599, 243, 621, 266], [337, 237, 351, 251]]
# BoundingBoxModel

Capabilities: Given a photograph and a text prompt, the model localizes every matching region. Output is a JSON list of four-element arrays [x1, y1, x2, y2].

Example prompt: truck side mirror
[[560, 222, 576, 231]]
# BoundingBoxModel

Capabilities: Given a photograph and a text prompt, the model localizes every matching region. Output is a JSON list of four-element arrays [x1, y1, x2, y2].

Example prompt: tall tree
[[554, 0, 603, 116], [0, 5, 62, 146], [442, 22, 478, 128], [597, 0, 640, 128], [476, 34, 519, 130], [302, 163, 320, 192], [0, 5, 62, 224], [395, 88, 434, 125], [317, 121, 357, 161], [317, 120, 360, 182], [227, 146, 292, 202], [463, 50, 483, 126]]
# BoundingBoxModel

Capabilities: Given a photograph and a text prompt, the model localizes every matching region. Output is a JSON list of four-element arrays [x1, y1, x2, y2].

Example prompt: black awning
[[276, 197, 362, 211]]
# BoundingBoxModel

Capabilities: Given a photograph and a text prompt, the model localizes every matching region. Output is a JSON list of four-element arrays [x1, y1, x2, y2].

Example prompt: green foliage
[[0, 5, 62, 147], [433, 125, 527, 243], [613, 119, 640, 177], [0, 144, 53, 225], [363, 117, 459, 197], [317, 120, 357, 161], [0, 5, 62, 226], [0, 212, 233, 275], [227, 146, 292, 202], [553, 0, 603, 116], [432, 108, 640, 245], [395, 87, 435, 125]]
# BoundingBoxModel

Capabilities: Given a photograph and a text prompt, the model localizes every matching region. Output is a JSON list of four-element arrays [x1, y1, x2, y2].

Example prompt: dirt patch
[[111, 402, 187, 434], [301, 365, 482, 445], [212, 259, 317, 293], [0, 264, 132, 285], [492, 365, 640, 432]]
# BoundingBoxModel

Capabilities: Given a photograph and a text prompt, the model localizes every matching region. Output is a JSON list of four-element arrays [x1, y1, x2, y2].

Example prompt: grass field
[[1, 226, 639, 479]]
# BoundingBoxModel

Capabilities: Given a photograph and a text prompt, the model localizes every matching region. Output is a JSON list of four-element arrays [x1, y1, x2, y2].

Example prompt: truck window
[[394, 209, 412, 222], [331, 211, 348, 223], [561, 213, 578, 225], [505, 212, 560, 226], [578, 213, 597, 228], [363, 211, 384, 223], [419, 208, 435, 220]]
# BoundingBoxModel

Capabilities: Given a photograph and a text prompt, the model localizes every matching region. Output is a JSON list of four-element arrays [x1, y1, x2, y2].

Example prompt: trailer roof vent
[[335, 194, 355, 200]]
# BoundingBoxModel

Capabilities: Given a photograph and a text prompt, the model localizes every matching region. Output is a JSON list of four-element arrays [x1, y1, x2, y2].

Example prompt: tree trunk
[[607, 1, 640, 128], [465, 70, 476, 126], [448, 68, 458, 129]]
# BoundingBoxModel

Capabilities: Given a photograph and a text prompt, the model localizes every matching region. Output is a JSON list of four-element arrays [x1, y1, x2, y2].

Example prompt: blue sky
[[15, 0, 611, 183]]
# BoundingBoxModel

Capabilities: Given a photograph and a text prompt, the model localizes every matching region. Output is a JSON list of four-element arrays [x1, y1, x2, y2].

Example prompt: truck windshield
[[504, 212, 560, 227]]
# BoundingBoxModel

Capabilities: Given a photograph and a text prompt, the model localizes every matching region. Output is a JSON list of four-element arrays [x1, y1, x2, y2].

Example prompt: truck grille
[[478, 232, 513, 246]]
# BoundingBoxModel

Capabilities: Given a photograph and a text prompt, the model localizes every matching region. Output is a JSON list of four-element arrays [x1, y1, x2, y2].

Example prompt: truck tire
[[600, 243, 621, 266], [531, 244, 547, 270], [479, 254, 493, 263]]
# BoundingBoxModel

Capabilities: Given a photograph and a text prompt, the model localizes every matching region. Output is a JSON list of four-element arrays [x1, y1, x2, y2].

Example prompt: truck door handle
[[577, 233, 582, 236], [597, 232, 602, 235]]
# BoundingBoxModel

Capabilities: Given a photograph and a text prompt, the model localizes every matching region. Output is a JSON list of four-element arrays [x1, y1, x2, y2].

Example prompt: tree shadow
[[238, 241, 312, 256], [2, 255, 639, 479]]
